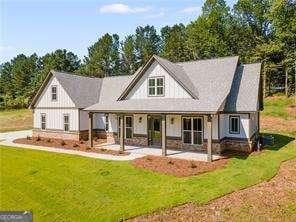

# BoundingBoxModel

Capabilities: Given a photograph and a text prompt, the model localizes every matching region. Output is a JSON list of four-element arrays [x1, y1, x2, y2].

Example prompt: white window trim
[[63, 114, 70, 132], [148, 77, 165, 97], [229, 116, 240, 134], [41, 113, 46, 130], [182, 117, 203, 146], [51, 85, 57, 101], [124, 116, 133, 139]]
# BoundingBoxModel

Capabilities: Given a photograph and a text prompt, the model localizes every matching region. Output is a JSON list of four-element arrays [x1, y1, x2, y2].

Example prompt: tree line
[[0, 0, 295, 109]]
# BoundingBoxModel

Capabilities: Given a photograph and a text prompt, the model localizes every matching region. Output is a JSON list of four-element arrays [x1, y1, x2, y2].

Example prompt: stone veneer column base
[[33, 129, 108, 142], [100, 132, 256, 154], [33, 129, 80, 141], [114, 137, 148, 147]]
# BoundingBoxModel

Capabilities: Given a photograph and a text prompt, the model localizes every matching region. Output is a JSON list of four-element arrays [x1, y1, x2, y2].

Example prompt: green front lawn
[[1, 133, 295, 221], [262, 95, 295, 120]]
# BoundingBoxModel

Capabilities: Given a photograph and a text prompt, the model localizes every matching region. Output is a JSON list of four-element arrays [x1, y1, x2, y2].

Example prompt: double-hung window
[[148, 77, 164, 96], [63, 114, 69, 131], [118, 116, 133, 139], [51, 85, 57, 101], [41, 113, 46, 130], [182, 117, 203, 145], [229, 116, 240, 134]]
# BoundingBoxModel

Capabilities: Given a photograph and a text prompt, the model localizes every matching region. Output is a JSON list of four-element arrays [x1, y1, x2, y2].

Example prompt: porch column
[[88, 112, 93, 148], [207, 115, 213, 162], [161, 115, 167, 156], [120, 115, 125, 151]]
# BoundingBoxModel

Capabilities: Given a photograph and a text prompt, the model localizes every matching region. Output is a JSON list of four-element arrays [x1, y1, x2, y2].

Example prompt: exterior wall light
[[171, 117, 174, 124], [139, 117, 142, 123]]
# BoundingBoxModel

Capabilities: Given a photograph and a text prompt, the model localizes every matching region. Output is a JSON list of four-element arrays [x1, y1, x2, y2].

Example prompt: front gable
[[125, 60, 192, 100], [35, 76, 76, 108]]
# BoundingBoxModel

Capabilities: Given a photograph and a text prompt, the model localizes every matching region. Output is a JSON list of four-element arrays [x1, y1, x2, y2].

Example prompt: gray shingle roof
[[52, 71, 103, 108], [30, 55, 261, 113], [223, 63, 261, 112], [85, 56, 254, 113]]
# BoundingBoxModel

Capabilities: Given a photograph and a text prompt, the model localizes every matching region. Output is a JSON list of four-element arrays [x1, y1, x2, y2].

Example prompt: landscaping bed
[[130, 158, 296, 222], [13, 137, 129, 156], [132, 155, 228, 177]]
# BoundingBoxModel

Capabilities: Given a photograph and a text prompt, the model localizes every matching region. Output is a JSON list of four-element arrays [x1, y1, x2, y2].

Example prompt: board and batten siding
[[35, 76, 76, 108], [134, 114, 147, 135], [79, 111, 105, 131], [219, 113, 250, 139], [126, 61, 192, 99], [34, 108, 79, 131]]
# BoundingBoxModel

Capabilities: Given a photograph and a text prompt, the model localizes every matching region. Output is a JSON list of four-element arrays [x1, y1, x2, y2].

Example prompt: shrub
[[26, 136, 31, 140], [36, 136, 41, 141], [119, 151, 124, 154], [46, 138, 51, 143], [60, 140, 66, 146], [168, 160, 174, 165], [80, 140, 84, 144], [100, 148, 107, 152], [190, 161, 197, 168], [73, 143, 79, 148], [146, 156, 152, 161]]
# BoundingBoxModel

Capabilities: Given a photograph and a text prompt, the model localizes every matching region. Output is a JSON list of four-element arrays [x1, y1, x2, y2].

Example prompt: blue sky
[[1, 0, 236, 63]]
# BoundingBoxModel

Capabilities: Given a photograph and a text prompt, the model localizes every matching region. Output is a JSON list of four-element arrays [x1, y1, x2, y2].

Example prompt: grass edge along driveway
[[1, 133, 295, 221]]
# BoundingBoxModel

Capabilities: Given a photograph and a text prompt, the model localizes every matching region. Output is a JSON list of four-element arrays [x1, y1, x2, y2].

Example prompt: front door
[[148, 115, 162, 147]]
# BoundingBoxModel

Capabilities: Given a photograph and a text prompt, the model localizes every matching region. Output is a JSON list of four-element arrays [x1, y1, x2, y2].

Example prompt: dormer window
[[148, 77, 164, 96], [51, 85, 57, 101]]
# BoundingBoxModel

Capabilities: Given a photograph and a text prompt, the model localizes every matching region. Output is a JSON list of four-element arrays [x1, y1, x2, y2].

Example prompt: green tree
[[81, 33, 121, 77], [161, 24, 190, 62], [121, 35, 138, 74], [186, 0, 233, 59], [234, 0, 272, 40], [269, 0, 296, 95], [0, 54, 40, 108], [134, 25, 161, 66]]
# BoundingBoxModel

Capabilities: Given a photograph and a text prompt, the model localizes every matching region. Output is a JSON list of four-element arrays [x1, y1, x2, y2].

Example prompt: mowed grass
[[1, 96, 295, 221], [0, 109, 32, 132], [1, 134, 295, 221], [262, 95, 295, 120]]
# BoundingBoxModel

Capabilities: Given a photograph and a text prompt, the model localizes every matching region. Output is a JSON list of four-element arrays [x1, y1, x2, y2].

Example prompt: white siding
[[166, 115, 181, 137], [203, 115, 219, 140], [220, 113, 250, 139], [127, 62, 192, 99], [108, 114, 118, 133], [249, 112, 259, 137], [79, 111, 105, 131], [35, 76, 76, 108], [134, 114, 147, 135], [34, 108, 79, 131]]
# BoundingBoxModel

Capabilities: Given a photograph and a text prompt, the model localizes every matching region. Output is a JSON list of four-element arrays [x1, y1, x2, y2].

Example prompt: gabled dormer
[[118, 55, 199, 100]]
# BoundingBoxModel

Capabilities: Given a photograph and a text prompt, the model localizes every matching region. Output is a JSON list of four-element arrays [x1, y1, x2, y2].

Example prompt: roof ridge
[[52, 70, 133, 80], [177, 55, 239, 64]]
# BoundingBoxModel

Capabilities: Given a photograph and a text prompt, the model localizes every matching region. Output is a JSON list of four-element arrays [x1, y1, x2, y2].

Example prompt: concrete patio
[[0, 130, 222, 162], [96, 143, 222, 161]]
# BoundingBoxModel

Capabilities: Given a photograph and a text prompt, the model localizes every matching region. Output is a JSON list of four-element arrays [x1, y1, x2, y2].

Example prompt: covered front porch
[[95, 143, 222, 161], [87, 112, 217, 162]]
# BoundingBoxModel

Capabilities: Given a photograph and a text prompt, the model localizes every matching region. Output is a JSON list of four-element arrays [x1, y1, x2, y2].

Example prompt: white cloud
[[99, 3, 150, 14], [145, 11, 165, 19], [180, 6, 201, 14], [0, 45, 14, 52]]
